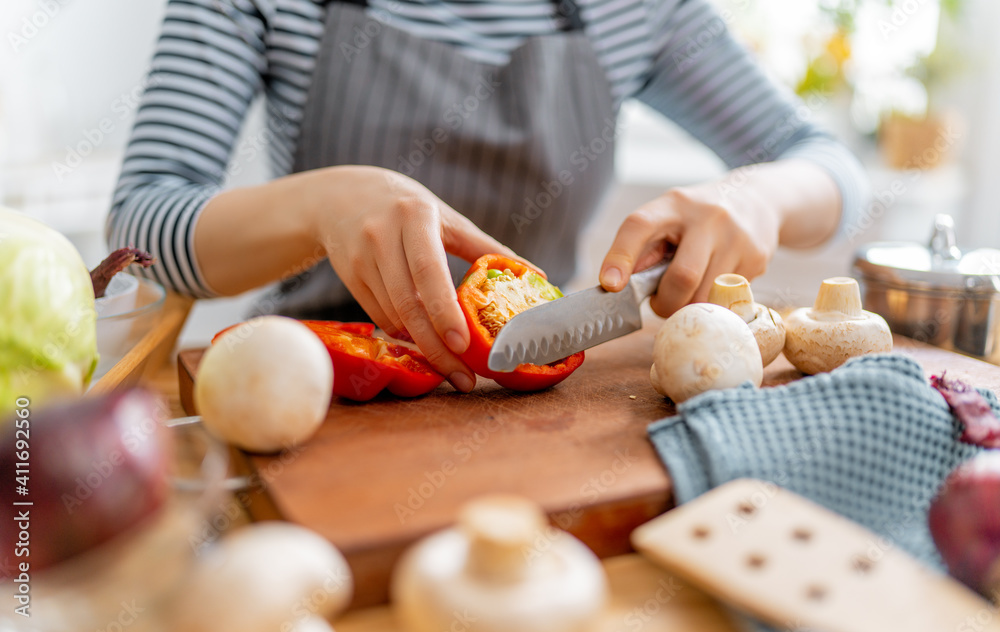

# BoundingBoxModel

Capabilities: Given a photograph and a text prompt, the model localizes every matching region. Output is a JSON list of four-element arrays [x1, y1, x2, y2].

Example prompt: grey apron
[[269, 0, 617, 319]]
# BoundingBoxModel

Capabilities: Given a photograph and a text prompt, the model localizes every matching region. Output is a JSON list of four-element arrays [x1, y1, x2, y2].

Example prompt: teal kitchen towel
[[647, 353, 999, 631]]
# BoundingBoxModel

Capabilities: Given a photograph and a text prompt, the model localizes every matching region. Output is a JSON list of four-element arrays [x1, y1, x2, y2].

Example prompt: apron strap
[[329, 0, 586, 31]]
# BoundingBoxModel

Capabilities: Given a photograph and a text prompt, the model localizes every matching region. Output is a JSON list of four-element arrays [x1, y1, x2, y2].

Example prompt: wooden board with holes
[[177, 329, 1000, 610], [632, 479, 1000, 632]]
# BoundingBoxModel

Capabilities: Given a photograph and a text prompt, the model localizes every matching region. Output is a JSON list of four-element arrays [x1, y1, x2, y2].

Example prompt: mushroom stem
[[813, 277, 863, 318], [461, 495, 545, 583], [708, 273, 756, 323]]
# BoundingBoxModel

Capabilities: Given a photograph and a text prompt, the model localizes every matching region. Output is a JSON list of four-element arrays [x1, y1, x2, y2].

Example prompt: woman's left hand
[[599, 179, 780, 318], [599, 160, 842, 317]]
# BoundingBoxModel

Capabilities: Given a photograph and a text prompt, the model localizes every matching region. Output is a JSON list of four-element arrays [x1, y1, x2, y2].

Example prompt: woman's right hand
[[310, 165, 518, 392]]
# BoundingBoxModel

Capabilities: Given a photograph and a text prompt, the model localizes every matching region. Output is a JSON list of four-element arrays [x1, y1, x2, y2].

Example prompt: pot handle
[[929, 214, 962, 265]]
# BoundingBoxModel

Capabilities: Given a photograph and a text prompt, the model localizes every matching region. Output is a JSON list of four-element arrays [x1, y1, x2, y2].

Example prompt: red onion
[[929, 451, 1000, 598], [1, 389, 172, 571], [931, 373, 1000, 448]]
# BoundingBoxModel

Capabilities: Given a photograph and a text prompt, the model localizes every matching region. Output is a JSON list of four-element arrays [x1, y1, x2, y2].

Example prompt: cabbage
[[0, 207, 98, 419]]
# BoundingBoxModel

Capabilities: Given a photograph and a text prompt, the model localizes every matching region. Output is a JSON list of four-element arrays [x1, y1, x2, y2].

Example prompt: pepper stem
[[708, 274, 755, 323], [461, 495, 546, 583], [813, 277, 863, 318]]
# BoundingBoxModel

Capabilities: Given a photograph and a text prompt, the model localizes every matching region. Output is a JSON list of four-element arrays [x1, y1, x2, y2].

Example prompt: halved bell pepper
[[457, 254, 584, 391], [212, 320, 445, 401]]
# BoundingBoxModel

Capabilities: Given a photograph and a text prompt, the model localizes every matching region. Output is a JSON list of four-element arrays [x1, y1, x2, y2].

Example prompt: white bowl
[[92, 276, 166, 383], [95, 273, 140, 317]]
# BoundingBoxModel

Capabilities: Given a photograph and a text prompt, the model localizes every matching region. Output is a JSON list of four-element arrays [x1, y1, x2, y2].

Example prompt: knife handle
[[629, 260, 670, 299]]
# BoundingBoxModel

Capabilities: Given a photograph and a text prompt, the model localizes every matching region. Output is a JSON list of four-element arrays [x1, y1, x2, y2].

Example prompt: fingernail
[[449, 372, 475, 393], [444, 329, 467, 354], [602, 267, 622, 289]]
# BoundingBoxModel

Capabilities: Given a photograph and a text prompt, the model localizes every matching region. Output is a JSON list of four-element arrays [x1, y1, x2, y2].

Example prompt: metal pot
[[853, 214, 1000, 362]]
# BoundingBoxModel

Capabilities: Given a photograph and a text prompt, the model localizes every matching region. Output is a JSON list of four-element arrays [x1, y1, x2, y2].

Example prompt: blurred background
[[2, 0, 999, 344]]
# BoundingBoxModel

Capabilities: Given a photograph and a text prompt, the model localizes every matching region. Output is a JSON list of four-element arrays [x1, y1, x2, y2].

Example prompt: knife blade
[[487, 260, 670, 372]]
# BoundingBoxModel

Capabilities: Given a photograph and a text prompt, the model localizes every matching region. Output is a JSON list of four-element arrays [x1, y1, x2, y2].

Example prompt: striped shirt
[[107, 0, 869, 298]]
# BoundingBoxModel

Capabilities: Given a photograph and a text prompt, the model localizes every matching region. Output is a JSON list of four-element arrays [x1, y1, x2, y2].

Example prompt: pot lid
[[854, 214, 1000, 293]]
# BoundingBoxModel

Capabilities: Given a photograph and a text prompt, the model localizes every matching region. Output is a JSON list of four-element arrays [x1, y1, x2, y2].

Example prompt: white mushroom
[[392, 494, 607, 632], [649, 364, 668, 397], [783, 276, 893, 375], [195, 315, 333, 453], [708, 273, 786, 367], [292, 617, 337, 632], [650, 303, 763, 404], [169, 522, 353, 632]]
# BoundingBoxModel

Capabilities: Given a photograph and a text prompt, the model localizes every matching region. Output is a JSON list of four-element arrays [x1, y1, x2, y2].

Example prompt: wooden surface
[[632, 479, 1000, 632], [91, 290, 194, 396], [177, 330, 1000, 610], [179, 325, 675, 608], [150, 358, 737, 632]]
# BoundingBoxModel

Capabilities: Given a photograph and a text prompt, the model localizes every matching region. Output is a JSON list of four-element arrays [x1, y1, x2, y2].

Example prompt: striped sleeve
[[106, 0, 270, 297], [636, 0, 870, 237]]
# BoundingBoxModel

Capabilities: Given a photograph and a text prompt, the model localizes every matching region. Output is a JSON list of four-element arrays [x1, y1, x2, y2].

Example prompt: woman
[[108, 0, 868, 392]]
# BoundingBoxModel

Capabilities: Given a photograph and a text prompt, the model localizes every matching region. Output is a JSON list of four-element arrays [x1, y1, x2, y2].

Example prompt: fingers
[[349, 281, 402, 337], [600, 206, 678, 292], [648, 228, 714, 317], [376, 255, 476, 392], [402, 214, 471, 356], [370, 204, 476, 393], [441, 210, 516, 263], [693, 250, 742, 305], [440, 207, 549, 278], [603, 188, 775, 318]]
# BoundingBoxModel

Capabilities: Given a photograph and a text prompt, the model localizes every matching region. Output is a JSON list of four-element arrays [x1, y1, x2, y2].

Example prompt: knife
[[487, 260, 670, 372]]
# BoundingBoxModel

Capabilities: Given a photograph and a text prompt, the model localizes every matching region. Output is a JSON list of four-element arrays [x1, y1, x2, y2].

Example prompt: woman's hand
[[197, 164, 524, 392], [600, 182, 778, 317], [599, 160, 841, 317], [312, 165, 518, 392]]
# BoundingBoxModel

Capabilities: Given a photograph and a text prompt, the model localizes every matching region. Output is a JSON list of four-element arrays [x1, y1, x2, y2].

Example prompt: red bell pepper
[[457, 254, 584, 391], [212, 320, 444, 401]]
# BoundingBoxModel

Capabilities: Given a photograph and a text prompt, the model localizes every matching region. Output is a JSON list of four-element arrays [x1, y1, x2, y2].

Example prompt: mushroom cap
[[649, 363, 668, 397], [783, 307, 892, 375], [783, 277, 893, 375], [391, 495, 608, 632], [651, 303, 763, 403], [195, 316, 333, 453], [170, 522, 353, 632], [748, 304, 786, 367]]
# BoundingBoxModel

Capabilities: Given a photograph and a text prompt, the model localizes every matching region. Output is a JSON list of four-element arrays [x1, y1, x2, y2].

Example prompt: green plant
[[798, 0, 966, 103]]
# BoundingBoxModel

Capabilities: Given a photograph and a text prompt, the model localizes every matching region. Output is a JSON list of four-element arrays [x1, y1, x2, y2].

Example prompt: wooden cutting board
[[177, 328, 1000, 610]]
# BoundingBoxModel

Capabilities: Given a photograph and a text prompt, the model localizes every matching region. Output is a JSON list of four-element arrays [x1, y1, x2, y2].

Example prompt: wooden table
[[174, 327, 1000, 618]]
